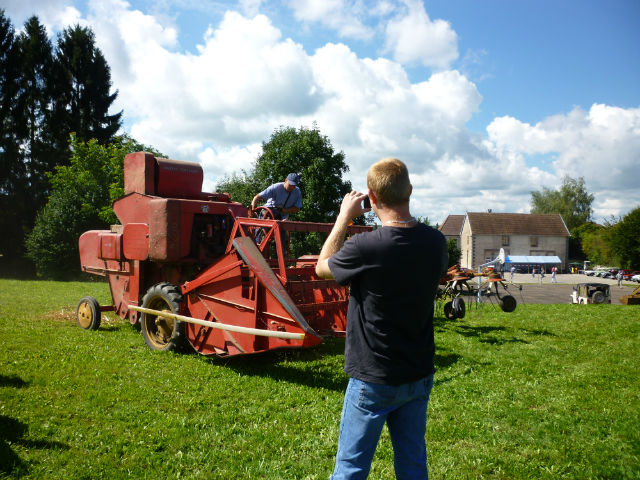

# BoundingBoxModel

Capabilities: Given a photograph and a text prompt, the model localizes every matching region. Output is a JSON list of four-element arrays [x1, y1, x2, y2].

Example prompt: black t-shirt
[[328, 223, 448, 385]]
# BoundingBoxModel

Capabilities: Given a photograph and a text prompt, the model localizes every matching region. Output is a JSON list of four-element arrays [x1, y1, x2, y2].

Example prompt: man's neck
[[376, 204, 416, 227]]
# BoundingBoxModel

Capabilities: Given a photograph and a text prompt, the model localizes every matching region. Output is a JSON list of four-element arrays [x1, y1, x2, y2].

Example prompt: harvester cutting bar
[[128, 305, 305, 340]]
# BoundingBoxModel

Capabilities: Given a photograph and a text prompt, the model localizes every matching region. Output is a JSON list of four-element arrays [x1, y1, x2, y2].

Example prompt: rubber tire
[[452, 296, 466, 319], [444, 301, 457, 320], [141, 283, 188, 352], [499, 295, 517, 313], [592, 291, 605, 304], [76, 296, 101, 330]]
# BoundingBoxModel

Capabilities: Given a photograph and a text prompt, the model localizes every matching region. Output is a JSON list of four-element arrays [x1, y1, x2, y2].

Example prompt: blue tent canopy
[[505, 255, 562, 264]]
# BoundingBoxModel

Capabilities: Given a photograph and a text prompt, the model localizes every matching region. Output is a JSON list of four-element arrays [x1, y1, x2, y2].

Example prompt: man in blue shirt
[[250, 173, 302, 220]]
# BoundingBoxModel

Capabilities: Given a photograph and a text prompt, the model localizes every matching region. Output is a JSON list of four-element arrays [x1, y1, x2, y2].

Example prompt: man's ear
[[368, 188, 377, 205]]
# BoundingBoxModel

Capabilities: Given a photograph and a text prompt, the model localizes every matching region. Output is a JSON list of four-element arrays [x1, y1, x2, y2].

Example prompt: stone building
[[442, 212, 570, 270]]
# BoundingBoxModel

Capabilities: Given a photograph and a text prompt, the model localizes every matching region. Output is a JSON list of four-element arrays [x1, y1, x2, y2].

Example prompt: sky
[[4, 0, 640, 225]]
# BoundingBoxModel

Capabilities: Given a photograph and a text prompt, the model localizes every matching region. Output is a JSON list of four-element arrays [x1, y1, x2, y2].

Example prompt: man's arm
[[250, 193, 263, 210], [315, 191, 369, 279], [280, 206, 300, 215]]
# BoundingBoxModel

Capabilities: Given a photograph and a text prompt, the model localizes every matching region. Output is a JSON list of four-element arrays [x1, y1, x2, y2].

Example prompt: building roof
[[466, 212, 570, 236], [439, 214, 465, 236]]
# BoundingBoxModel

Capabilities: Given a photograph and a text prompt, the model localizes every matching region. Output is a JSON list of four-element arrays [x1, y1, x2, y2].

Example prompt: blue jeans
[[330, 375, 434, 480]]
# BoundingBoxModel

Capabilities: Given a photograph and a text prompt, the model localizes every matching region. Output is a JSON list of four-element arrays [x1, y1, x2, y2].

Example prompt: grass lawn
[[1, 279, 639, 479]]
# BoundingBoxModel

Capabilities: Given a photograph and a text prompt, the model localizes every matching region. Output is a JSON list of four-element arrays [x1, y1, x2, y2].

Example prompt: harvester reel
[[76, 296, 101, 330], [141, 283, 189, 352]]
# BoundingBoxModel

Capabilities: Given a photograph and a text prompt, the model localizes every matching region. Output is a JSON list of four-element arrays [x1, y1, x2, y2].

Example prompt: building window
[[484, 250, 498, 263], [502, 235, 509, 246], [530, 236, 538, 247]]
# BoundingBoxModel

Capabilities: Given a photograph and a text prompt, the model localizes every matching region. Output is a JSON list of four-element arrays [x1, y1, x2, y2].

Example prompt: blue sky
[[4, 0, 640, 224]]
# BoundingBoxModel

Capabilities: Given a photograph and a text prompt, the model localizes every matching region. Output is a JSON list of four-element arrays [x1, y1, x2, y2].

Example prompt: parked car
[[631, 274, 640, 283], [620, 270, 636, 280], [570, 283, 611, 304]]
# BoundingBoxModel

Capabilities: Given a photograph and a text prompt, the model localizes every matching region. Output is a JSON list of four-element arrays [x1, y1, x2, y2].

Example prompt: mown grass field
[[1, 279, 639, 479]]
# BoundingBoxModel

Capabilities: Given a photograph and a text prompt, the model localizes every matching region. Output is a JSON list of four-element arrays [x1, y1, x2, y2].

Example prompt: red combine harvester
[[77, 152, 370, 357]]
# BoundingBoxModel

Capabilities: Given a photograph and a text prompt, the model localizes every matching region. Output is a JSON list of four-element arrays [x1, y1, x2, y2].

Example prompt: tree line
[[530, 177, 639, 269], [0, 10, 121, 274]]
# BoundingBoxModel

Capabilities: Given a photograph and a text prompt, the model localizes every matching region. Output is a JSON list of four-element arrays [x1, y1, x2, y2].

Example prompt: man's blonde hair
[[367, 157, 411, 206]]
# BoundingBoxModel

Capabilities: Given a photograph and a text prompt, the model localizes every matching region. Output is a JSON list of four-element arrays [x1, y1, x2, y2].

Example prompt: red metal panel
[[155, 157, 203, 199], [124, 152, 156, 195], [99, 232, 122, 260], [232, 236, 318, 337], [79, 231, 104, 274], [149, 198, 182, 262], [113, 193, 152, 226], [123, 223, 149, 260]]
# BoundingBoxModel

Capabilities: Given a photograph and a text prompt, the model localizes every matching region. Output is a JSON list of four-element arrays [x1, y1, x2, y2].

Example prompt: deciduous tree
[[25, 136, 161, 279], [607, 207, 640, 269], [530, 176, 594, 231], [446, 238, 461, 268], [218, 125, 355, 257]]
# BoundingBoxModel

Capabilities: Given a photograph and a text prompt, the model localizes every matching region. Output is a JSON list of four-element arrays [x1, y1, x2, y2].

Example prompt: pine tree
[[49, 24, 121, 159], [15, 16, 56, 211], [0, 10, 20, 192], [0, 10, 26, 271]]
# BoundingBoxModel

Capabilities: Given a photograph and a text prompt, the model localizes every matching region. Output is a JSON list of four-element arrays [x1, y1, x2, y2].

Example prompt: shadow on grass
[[434, 352, 461, 369], [0, 375, 29, 388], [0, 414, 69, 477], [520, 328, 556, 337], [97, 326, 121, 332], [444, 324, 530, 346], [212, 338, 349, 392]]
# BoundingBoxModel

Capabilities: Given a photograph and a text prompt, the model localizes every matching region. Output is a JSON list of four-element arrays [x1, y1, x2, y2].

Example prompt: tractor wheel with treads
[[141, 283, 189, 352], [76, 296, 101, 330]]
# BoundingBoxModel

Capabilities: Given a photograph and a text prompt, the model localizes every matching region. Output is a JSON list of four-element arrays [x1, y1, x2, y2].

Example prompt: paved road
[[497, 273, 638, 305]]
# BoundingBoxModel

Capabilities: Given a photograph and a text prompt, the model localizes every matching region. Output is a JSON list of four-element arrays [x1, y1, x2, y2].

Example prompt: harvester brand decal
[[202, 205, 209, 213]]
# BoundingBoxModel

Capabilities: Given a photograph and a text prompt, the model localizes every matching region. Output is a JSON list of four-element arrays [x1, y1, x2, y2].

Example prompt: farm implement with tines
[[437, 249, 519, 320], [77, 152, 370, 357]]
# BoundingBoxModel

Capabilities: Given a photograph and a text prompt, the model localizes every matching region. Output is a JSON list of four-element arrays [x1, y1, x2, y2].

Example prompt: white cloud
[[199, 143, 262, 192], [90, 6, 321, 153], [383, 0, 458, 68], [3, 0, 82, 34], [287, 0, 374, 40], [486, 104, 640, 219], [239, 0, 263, 17]]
